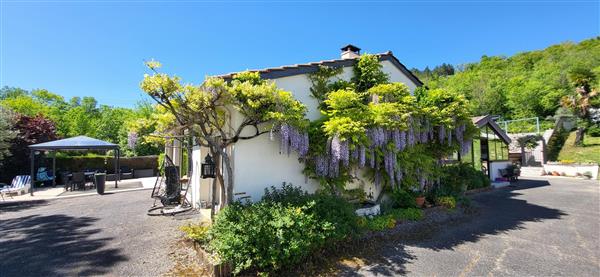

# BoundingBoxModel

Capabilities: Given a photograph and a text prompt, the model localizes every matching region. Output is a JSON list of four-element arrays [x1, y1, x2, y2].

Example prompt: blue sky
[[1, 0, 599, 107]]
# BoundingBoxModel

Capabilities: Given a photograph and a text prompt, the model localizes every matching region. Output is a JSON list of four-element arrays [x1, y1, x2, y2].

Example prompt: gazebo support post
[[30, 149, 35, 196], [114, 149, 118, 188], [52, 151, 56, 187]]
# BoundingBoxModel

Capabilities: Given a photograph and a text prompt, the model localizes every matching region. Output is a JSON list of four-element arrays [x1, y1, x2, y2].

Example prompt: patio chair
[[0, 175, 32, 200], [59, 172, 71, 191], [36, 167, 55, 186], [120, 166, 133, 180], [71, 172, 87, 191]]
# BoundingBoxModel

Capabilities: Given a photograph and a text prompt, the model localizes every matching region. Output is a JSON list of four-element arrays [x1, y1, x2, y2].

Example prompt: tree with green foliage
[[0, 86, 165, 157], [422, 37, 600, 120], [0, 107, 17, 165], [140, 61, 309, 215], [563, 67, 599, 145]]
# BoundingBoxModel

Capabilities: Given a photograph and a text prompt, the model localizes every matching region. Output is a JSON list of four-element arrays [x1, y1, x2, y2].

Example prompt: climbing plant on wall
[[303, 54, 476, 194]]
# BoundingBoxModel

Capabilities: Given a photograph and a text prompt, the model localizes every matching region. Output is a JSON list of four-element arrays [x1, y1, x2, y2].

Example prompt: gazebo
[[28, 136, 121, 196]]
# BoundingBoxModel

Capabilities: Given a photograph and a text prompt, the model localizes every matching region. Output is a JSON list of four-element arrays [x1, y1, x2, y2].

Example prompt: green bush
[[588, 126, 600, 137], [440, 163, 490, 194], [208, 201, 332, 274], [435, 196, 457, 209], [180, 223, 210, 243], [390, 189, 416, 208], [262, 182, 308, 206], [364, 214, 396, 231], [262, 184, 359, 240], [386, 208, 424, 221], [206, 184, 360, 274]]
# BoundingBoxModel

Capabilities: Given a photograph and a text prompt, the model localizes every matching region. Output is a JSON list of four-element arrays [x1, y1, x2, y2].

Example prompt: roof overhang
[[216, 51, 423, 87], [28, 136, 119, 151], [472, 115, 512, 144]]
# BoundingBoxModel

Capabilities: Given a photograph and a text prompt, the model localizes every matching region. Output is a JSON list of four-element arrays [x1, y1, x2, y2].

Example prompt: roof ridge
[[214, 52, 393, 79]]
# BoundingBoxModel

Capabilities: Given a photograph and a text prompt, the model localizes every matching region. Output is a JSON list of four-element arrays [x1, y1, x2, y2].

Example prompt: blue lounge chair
[[0, 175, 32, 200]]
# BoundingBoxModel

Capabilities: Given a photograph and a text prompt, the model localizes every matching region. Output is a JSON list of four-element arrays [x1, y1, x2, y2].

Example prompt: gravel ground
[[339, 177, 600, 276], [0, 189, 194, 277]]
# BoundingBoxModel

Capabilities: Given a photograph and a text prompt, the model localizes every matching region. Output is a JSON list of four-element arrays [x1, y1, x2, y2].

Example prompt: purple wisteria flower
[[127, 132, 138, 149], [438, 125, 445, 144]]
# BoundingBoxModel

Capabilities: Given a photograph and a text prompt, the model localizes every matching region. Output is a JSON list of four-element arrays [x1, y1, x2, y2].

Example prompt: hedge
[[50, 155, 158, 173]]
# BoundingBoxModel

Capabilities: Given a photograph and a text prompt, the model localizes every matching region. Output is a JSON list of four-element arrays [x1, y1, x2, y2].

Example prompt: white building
[[186, 45, 423, 209]]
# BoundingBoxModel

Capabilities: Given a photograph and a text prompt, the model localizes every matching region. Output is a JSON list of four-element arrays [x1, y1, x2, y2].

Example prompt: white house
[[186, 45, 423, 209]]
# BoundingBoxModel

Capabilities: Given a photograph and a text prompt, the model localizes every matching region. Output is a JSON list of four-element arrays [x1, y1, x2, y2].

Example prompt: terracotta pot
[[415, 196, 426, 207]]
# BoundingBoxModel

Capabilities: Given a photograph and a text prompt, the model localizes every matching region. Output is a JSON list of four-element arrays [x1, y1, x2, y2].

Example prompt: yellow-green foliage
[[436, 196, 457, 209], [180, 223, 210, 243]]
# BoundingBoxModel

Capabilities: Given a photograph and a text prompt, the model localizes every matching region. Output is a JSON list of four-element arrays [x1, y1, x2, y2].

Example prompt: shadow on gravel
[[0, 214, 127, 276], [412, 179, 566, 251], [329, 179, 566, 276], [0, 200, 50, 214]]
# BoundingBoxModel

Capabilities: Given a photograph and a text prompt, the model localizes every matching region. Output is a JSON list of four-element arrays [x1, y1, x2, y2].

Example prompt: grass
[[557, 131, 600, 164]]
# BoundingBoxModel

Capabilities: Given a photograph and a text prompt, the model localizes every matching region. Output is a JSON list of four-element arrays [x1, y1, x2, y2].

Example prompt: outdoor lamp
[[201, 153, 215, 179]]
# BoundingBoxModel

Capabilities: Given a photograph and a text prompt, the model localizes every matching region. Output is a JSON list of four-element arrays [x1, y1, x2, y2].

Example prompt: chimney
[[340, 44, 361, 59]]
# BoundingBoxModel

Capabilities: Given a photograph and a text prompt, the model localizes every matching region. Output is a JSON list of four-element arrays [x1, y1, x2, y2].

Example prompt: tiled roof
[[215, 51, 423, 86]]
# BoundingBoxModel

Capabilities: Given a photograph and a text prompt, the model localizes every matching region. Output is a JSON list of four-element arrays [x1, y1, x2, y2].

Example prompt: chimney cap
[[341, 44, 361, 53]]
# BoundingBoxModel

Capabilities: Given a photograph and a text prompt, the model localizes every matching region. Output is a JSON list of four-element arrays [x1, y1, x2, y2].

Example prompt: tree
[[563, 67, 599, 145], [0, 114, 57, 183], [140, 61, 309, 216], [0, 86, 28, 100], [0, 107, 17, 165]]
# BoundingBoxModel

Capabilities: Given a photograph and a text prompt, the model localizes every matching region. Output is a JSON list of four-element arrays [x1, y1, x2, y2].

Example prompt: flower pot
[[415, 196, 426, 207]]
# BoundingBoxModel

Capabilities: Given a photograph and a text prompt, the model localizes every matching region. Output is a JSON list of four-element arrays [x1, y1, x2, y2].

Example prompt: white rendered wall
[[230, 62, 418, 201], [489, 161, 512, 181], [191, 60, 420, 202]]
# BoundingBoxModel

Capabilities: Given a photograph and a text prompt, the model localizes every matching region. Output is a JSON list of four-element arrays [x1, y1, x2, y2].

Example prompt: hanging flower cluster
[[127, 132, 138, 149], [303, 81, 474, 191], [273, 123, 309, 157]]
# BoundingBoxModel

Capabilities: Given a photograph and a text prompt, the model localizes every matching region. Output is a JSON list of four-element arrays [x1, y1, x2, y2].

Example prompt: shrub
[[435, 196, 457, 209], [365, 214, 396, 231], [262, 182, 308, 206], [387, 208, 424, 221], [207, 184, 360, 274], [262, 184, 360, 240], [390, 189, 416, 208], [588, 126, 600, 137], [440, 163, 490, 194], [180, 223, 210, 243], [208, 201, 333, 274]]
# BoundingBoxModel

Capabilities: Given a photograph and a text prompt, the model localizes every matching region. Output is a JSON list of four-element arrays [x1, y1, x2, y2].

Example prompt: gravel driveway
[[0, 189, 190, 277], [342, 177, 600, 276]]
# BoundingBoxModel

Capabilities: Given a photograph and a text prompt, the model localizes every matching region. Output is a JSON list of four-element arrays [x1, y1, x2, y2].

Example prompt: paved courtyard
[[0, 189, 190, 277], [1, 177, 599, 276], [343, 177, 600, 276]]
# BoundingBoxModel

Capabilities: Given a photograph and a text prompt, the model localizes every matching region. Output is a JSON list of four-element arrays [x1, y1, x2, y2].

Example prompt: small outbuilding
[[461, 116, 513, 181]]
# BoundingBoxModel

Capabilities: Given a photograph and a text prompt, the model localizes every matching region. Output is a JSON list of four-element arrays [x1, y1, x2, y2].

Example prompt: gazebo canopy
[[29, 136, 119, 151], [27, 136, 120, 196]]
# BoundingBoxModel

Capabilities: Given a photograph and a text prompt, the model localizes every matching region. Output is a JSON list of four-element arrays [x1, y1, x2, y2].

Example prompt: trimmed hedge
[[52, 155, 158, 173]]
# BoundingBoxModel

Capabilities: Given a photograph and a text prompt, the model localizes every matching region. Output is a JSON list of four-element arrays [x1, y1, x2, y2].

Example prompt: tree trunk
[[574, 127, 585, 146], [220, 149, 234, 205], [210, 150, 220, 220]]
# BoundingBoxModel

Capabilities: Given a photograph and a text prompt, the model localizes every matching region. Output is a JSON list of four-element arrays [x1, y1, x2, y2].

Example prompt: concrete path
[[345, 177, 600, 276], [0, 189, 190, 277]]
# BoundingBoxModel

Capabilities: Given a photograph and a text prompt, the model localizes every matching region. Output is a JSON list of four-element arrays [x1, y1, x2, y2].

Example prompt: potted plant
[[415, 192, 426, 207]]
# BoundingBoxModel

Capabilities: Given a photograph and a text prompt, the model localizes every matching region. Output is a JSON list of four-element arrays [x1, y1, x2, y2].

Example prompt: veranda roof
[[29, 136, 119, 151]]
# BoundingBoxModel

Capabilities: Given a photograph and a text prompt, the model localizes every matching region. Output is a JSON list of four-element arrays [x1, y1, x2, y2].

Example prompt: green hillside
[[412, 37, 600, 120]]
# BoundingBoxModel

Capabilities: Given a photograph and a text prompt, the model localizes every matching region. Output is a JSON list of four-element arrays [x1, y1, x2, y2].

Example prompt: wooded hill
[[411, 37, 600, 120]]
